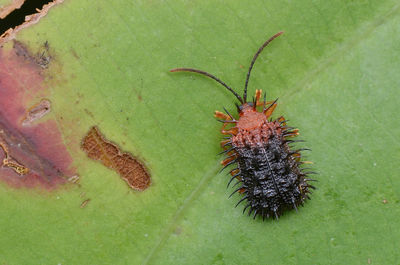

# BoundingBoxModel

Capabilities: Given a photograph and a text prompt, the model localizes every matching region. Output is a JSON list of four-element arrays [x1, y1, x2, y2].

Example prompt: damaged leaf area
[[0, 0, 398, 264], [13, 40, 51, 68], [21, 98, 51, 125], [0, 0, 24, 19], [0, 40, 75, 189], [0, 0, 63, 44], [82, 126, 151, 191]]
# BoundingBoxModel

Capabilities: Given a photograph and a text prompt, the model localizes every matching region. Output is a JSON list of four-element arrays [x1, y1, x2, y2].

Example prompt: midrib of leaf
[[143, 161, 221, 265], [142, 2, 400, 264]]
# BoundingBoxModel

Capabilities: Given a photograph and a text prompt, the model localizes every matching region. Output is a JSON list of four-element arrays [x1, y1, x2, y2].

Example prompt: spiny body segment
[[171, 32, 315, 220], [217, 93, 314, 219]]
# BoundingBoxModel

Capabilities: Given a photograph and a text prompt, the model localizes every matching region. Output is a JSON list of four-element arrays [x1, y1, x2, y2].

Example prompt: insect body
[[171, 32, 315, 220]]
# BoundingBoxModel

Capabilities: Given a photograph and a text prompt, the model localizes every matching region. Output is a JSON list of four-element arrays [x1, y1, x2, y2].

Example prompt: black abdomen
[[232, 131, 311, 219]]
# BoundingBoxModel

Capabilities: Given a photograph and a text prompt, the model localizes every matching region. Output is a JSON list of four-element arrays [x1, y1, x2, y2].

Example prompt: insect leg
[[214, 110, 231, 121], [264, 99, 278, 118]]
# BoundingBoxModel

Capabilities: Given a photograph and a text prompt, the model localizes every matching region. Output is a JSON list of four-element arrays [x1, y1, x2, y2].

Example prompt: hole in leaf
[[0, 0, 53, 36]]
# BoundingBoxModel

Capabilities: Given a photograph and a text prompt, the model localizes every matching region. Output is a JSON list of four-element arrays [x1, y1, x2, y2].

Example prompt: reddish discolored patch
[[81, 126, 151, 191], [0, 40, 75, 189]]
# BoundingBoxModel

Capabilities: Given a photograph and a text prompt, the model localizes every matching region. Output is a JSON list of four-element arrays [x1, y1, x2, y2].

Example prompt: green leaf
[[0, 0, 13, 8], [0, 1, 399, 264]]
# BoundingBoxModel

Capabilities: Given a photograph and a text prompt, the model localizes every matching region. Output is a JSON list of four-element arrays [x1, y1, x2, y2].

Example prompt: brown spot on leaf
[[13, 39, 30, 58], [0, 41, 75, 189], [84, 108, 95, 119], [35, 41, 51, 68], [0, 140, 29, 175], [13, 40, 51, 69], [81, 126, 151, 191], [80, 198, 90, 208], [70, 48, 80, 59]]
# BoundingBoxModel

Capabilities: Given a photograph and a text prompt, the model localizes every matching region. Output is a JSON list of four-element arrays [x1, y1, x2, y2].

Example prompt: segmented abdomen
[[227, 122, 312, 219]]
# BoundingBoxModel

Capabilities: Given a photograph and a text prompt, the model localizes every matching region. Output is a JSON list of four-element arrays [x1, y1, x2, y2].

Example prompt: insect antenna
[[170, 68, 243, 103], [243, 31, 283, 102]]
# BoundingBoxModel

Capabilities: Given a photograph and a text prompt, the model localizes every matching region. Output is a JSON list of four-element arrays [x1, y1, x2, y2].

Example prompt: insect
[[170, 32, 315, 220]]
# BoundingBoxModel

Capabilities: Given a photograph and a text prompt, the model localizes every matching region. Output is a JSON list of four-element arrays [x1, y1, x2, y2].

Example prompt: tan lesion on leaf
[[0, 139, 29, 175], [81, 126, 151, 191], [21, 99, 51, 126]]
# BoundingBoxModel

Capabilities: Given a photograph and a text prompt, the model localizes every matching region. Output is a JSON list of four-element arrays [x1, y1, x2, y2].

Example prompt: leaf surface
[[0, 1, 399, 264]]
